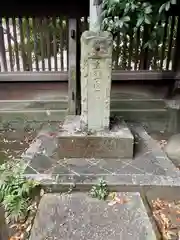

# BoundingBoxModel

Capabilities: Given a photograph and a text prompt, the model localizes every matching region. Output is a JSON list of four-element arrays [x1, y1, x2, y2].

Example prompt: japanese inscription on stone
[[92, 60, 101, 92], [80, 31, 113, 131]]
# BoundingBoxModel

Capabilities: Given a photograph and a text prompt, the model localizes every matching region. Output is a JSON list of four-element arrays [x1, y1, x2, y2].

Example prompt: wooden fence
[[112, 15, 179, 71], [0, 15, 179, 73], [0, 17, 68, 72]]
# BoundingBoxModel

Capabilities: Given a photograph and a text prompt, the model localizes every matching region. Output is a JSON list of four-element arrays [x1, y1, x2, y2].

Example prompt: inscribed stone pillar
[[80, 31, 113, 131]]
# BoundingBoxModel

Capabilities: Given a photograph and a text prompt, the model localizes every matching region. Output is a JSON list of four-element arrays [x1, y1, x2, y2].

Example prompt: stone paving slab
[[29, 192, 157, 240]]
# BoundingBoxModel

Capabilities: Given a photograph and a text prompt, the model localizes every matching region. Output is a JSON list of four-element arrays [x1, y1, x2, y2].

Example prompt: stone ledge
[[0, 109, 67, 123], [29, 192, 157, 240], [0, 99, 68, 110], [24, 173, 180, 193], [57, 115, 134, 159]]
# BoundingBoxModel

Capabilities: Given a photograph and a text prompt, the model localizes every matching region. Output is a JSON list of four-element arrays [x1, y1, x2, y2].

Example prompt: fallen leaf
[[109, 192, 117, 200], [40, 188, 45, 197], [108, 200, 116, 206], [9, 237, 20, 240], [26, 224, 32, 232]]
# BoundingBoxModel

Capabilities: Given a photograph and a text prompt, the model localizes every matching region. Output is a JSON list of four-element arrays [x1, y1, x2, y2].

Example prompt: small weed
[[0, 161, 40, 222], [67, 183, 76, 194], [90, 178, 109, 200]]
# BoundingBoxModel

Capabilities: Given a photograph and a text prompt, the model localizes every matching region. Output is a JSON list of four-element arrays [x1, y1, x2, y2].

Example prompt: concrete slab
[[57, 116, 134, 159], [29, 192, 157, 240]]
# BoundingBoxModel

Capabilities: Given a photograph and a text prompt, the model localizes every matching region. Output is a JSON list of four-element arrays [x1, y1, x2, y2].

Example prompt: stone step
[[29, 192, 157, 240], [0, 99, 166, 111], [0, 108, 169, 122], [0, 109, 67, 126], [0, 99, 68, 110], [57, 115, 134, 159], [111, 109, 171, 128], [110, 99, 166, 109]]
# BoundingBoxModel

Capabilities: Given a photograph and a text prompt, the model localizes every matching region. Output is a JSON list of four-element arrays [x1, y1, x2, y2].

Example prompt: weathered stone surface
[[131, 123, 179, 176], [0, 109, 66, 124], [22, 130, 58, 161], [57, 116, 134, 159], [80, 31, 113, 131], [0, 206, 9, 240], [165, 133, 180, 167], [29, 192, 157, 240]]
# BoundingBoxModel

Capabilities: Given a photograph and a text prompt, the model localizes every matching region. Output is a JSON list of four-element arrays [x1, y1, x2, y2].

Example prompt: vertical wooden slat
[[153, 45, 159, 70], [0, 18, 7, 71], [128, 30, 133, 70], [52, 17, 58, 71], [25, 17, 32, 71], [62, 17, 67, 71], [115, 34, 120, 69], [5, 18, 14, 71], [18, 18, 26, 71], [139, 25, 149, 70], [173, 16, 180, 72], [84, 16, 89, 31], [134, 29, 140, 70], [44, 17, 51, 71], [160, 16, 168, 70], [171, 16, 180, 97], [39, 18, 45, 71], [81, 16, 88, 33], [12, 17, 20, 71], [166, 15, 175, 70], [76, 18, 81, 115], [60, 18, 64, 71], [66, 18, 69, 71], [68, 18, 77, 114], [152, 22, 161, 70], [32, 18, 39, 71], [122, 34, 127, 69]]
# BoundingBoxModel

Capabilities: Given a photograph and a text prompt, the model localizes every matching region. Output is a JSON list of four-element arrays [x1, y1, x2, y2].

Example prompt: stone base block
[[57, 116, 134, 159]]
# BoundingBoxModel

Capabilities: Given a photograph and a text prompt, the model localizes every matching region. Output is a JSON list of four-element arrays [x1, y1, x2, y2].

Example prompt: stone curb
[[24, 173, 180, 193]]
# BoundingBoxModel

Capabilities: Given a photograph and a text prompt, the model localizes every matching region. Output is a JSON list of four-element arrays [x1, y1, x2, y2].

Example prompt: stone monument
[[80, 31, 112, 132], [57, 29, 134, 159], [57, 0, 134, 159]]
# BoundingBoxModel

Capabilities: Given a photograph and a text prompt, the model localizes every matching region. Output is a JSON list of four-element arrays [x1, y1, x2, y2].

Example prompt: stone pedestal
[[80, 31, 113, 132], [57, 116, 134, 159]]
